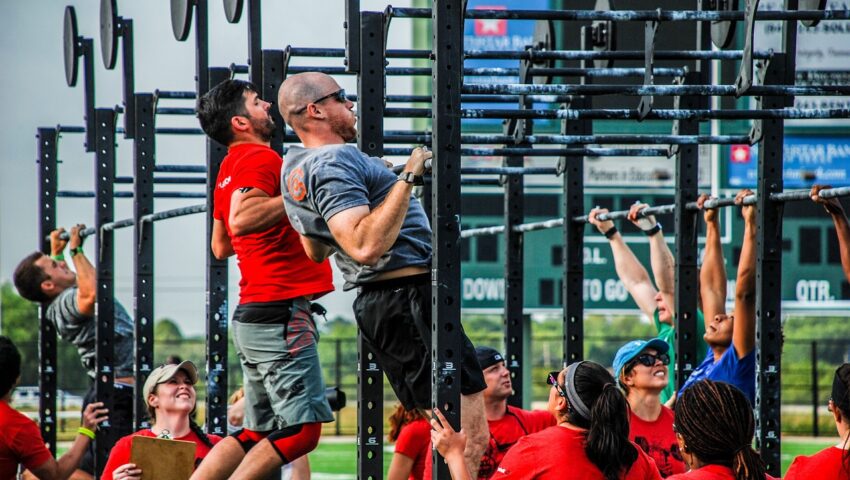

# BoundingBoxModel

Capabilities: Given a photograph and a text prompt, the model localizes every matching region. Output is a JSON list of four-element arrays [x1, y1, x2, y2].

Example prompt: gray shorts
[[231, 297, 334, 431]]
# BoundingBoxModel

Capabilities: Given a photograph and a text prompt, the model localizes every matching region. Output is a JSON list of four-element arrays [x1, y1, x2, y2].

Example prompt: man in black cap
[[475, 346, 556, 479]]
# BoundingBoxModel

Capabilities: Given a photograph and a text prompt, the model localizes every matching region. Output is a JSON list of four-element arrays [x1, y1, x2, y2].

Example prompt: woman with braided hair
[[101, 361, 222, 480], [666, 380, 776, 480], [784, 363, 850, 479], [492, 360, 661, 480]]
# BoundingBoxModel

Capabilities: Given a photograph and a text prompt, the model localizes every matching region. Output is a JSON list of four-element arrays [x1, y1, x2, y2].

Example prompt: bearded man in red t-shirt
[[192, 79, 335, 480], [475, 346, 556, 478]]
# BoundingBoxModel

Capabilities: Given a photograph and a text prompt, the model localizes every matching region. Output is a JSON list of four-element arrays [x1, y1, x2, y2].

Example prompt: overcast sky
[[0, 1, 418, 336]]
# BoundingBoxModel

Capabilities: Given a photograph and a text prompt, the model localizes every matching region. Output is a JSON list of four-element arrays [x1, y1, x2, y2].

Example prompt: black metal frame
[[133, 93, 155, 429], [36, 127, 59, 455], [431, 2, 464, 478], [204, 67, 231, 436], [672, 72, 701, 392], [356, 12, 385, 479], [754, 54, 788, 476], [93, 108, 118, 476]]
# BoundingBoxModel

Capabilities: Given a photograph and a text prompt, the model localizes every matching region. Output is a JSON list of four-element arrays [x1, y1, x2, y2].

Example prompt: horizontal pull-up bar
[[50, 204, 206, 241], [285, 46, 773, 61], [387, 107, 850, 121], [381, 147, 671, 157], [114, 176, 206, 184], [57, 191, 206, 199], [389, 7, 850, 22], [463, 83, 850, 97], [461, 186, 850, 238], [379, 133, 750, 145], [154, 90, 196, 99]]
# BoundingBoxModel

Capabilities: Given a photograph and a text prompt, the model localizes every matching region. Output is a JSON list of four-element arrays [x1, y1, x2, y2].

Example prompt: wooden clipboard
[[129, 435, 197, 480]]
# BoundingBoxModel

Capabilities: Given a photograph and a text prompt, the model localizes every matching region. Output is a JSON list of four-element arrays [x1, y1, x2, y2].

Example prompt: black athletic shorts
[[353, 273, 486, 409]]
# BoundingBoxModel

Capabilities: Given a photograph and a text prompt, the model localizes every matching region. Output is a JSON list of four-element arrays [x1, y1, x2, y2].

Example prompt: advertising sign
[[755, 0, 850, 118], [463, 0, 550, 128], [727, 136, 850, 188]]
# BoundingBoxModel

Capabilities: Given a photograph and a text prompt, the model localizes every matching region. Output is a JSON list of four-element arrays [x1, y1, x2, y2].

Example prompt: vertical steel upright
[[503, 146, 524, 407], [345, 0, 361, 73], [133, 93, 156, 429], [562, 97, 590, 365], [754, 53, 788, 476], [93, 108, 118, 476], [356, 12, 386, 480], [36, 127, 59, 455], [672, 72, 701, 391], [431, 1, 464, 477], [262, 49, 285, 156], [194, 0, 210, 97], [247, 0, 263, 87], [205, 67, 231, 436]]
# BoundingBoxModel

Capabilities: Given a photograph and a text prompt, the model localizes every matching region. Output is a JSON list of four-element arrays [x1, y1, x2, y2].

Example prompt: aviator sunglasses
[[293, 88, 347, 114]]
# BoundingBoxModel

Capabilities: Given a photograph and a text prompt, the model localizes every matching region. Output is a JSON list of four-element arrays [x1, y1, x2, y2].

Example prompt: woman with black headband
[[666, 380, 776, 480], [785, 363, 850, 480], [491, 360, 661, 480]]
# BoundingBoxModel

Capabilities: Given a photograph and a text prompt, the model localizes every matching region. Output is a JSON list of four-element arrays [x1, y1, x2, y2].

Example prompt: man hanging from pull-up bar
[[277, 72, 490, 478], [13, 225, 135, 480], [193, 79, 336, 480]]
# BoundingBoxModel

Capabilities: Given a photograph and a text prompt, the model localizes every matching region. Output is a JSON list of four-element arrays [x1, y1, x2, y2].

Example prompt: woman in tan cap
[[100, 360, 222, 480]]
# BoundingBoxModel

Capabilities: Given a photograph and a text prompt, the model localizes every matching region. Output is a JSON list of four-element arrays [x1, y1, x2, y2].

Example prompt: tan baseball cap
[[142, 360, 199, 405]]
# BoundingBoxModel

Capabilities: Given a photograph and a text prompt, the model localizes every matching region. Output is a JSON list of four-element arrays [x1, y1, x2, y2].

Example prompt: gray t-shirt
[[45, 287, 135, 378], [282, 144, 431, 289]]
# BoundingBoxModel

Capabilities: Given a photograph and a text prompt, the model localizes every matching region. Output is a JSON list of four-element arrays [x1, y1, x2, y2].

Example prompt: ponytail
[[564, 362, 638, 480], [586, 383, 637, 480], [189, 418, 215, 449], [731, 445, 767, 480]]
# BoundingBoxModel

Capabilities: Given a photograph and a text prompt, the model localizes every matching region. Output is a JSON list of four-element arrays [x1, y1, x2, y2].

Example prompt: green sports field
[[304, 436, 840, 479]]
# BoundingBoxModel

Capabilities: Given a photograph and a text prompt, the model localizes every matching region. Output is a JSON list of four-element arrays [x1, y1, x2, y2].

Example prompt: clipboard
[[129, 435, 197, 480]]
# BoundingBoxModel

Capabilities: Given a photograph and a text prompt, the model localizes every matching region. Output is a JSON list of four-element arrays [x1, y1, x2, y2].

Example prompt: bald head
[[278, 72, 338, 129]]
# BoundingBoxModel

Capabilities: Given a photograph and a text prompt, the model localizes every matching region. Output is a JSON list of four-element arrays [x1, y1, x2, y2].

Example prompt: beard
[[251, 115, 276, 142], [329, 111, 358, 142]]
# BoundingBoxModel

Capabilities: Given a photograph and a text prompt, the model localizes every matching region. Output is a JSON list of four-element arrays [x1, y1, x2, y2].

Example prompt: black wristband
[[644, 224, 662, 236], [603, 226, 618, 239]]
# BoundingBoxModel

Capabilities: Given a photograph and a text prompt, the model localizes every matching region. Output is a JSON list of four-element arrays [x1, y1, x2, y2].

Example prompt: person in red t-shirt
[[101, 361, 221, 480], [666, 380, 777, 480], [785, 363, 850, 480], [193, 79, 335, 480], [387, 404, 430, 480], [476, 346, 555, 478], [0, 336, 108, 480], [492, 361, 662, 480], [613, 339, 686, 477]]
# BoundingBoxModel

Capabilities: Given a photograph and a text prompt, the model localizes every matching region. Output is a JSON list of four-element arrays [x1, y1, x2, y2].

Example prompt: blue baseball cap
[[612, 338, 670, 386]]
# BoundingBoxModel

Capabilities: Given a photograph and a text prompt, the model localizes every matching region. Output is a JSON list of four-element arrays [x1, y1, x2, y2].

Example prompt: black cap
[[476, 346, 504, 370]]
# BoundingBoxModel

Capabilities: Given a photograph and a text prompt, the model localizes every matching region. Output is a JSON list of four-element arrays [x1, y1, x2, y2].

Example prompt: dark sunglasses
[[632, 352, 670, 367], [294, 88, 347, 114], [546, 370, 566, 398]]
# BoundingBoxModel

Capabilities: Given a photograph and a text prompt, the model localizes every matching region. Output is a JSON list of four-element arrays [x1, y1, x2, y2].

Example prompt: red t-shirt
[[665, 464, 779, 480], [479, 407, 556, 479], [491, 425, 662, 480], [213, 143, 333, 304], [629, 407, 686, 477], [101, 429, 223, 480], [0, 401, 52, 478], [394, 418, 431, 480], [784, 446, 849, 480]]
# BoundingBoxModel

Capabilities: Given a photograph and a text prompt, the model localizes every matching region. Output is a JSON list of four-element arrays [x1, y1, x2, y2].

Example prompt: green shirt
[[653, 308, 708, 403]]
